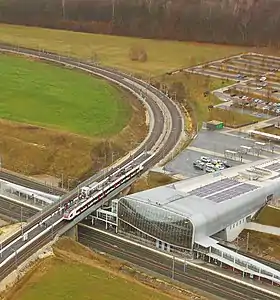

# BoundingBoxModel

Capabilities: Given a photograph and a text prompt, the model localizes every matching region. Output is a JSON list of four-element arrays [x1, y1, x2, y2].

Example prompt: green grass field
[[13, 259, 173, 300], [0, 54, 130, 136], [0, 24, 249, 76]]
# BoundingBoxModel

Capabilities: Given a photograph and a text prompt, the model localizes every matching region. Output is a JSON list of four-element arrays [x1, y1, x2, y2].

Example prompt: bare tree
[[129, 46, 148, 62]]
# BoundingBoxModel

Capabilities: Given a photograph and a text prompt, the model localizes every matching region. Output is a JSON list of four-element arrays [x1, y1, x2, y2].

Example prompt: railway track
[[0, 197, 39, 222], [0, 170, 64, 196], [78, 225, 280, 300], [0, 44, 184, 281]]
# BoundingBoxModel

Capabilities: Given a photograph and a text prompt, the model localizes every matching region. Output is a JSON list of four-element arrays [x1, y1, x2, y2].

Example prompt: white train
[[63, 152, 153, 221]]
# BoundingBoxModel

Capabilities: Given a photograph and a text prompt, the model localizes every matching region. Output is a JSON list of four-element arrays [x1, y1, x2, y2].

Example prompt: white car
[[206, 163, 215, 168], [216, 164, 225, 170], [200, 156, 210, 163], [205, 167, 215, 173]]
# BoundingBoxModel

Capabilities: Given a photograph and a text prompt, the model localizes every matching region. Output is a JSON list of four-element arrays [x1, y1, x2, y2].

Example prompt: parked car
[[205, 167, 215, 173], [222, 161, 231, 168], [200, 156, 210, 163]]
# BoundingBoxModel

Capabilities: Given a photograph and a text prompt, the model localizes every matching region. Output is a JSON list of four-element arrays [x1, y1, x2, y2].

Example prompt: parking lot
[[164, 53, 280, 179], [165, 127, 280, 178], [187, 53, 280, 120]]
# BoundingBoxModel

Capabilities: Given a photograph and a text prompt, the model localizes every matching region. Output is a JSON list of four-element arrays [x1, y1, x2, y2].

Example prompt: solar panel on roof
[[189, 178, 240, 198], [206, 183, 259, 203], [265, 162, 280, 171]]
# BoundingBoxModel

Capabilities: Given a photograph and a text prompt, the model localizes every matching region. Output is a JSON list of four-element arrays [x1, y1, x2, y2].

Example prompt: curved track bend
[[0, 44, 184, 280]]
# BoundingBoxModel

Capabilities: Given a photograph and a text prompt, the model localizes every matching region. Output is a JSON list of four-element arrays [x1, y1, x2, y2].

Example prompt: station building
[[91, 156, 280, 285], [117, 157, 280, 251], [115, 157, 280, 285]]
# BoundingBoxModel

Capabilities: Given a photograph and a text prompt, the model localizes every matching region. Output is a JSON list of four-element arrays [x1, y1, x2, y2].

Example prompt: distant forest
[[1, 0, 280, 47]]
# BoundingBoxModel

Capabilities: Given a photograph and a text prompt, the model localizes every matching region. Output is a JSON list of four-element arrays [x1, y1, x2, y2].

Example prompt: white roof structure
[[126, 156, 280, 242], [119, 156, 280, 285]]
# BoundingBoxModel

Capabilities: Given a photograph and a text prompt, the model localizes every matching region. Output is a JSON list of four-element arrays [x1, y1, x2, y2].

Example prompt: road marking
[[187, 146, 252, 163]]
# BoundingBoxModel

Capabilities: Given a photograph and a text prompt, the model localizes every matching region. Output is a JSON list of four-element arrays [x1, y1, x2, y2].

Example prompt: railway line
[[0, 170, 64, 196], [78, 224, 280, 300], [0, 44, 184, 282], [0, 197, 39, 222], [0, 45, 278, 299]]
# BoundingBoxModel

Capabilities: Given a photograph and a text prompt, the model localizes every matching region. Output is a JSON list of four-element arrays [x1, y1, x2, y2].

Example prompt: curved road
[[0, 44, 184, 281]]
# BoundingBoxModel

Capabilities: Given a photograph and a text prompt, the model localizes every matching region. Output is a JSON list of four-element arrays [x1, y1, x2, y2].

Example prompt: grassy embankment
[[162, 73, 260, 128], [238, 229, 280, 261], [235, 206, 280, 261], [260, 126, 280, 136], [1, 238, 208, 300], [0, 24, 261, 186], [0, 53, 146, 182], [130, 171, 178, 194], [255, 206, 280, 227]]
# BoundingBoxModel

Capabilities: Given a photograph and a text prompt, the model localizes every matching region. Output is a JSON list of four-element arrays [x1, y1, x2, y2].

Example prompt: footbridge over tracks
[[0, 44, 184, 283]]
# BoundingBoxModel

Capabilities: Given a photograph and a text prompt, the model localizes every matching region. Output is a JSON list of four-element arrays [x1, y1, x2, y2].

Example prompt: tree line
[[1, 0, 280, 47]]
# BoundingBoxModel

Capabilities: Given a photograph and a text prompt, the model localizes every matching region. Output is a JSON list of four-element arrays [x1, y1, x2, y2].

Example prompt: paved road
[[165, 128, 277, 177], [0, 44, 183, 282], [77, 224, 280, 300]]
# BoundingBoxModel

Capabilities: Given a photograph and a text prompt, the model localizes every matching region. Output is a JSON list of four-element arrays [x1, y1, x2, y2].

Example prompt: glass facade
[[117, 197, 194, 250]]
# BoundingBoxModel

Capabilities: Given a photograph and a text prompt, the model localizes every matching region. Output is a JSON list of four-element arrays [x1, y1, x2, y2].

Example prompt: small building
[[206, 120, 224, 130]]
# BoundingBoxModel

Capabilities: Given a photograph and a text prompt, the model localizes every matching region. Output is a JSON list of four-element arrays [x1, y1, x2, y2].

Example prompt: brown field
[[0, 90, 146, 185], [130, 171, 177, 194], [159, 72, 259, 128], [209, 107, 261, 127], [0, 238, 209, 300], [160, 73, 228, 127], [260, 126, 280, 136], [237, 230, 280, 261], [0, 24, 249, 77]]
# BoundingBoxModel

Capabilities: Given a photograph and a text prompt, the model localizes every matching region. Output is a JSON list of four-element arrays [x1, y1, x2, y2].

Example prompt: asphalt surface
[[0, 197, 39, 222], [0, 44, 183, 281], [165, 128, 277, 177], [77, 224, 280, 300]]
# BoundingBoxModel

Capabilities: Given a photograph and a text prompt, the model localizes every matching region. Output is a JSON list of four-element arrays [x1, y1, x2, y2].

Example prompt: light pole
[[11, 248, 18, 269], [61, 173, 64, 189], [67, 178, 72, 191], [20, 206, 24, 236], [171, 255, 175, 280]]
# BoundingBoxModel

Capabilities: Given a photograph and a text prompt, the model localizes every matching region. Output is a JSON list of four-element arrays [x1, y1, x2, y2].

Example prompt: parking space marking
[[187, 146, 252, 163]]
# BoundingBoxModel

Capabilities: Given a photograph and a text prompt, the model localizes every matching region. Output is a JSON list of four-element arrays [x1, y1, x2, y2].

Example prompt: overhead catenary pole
[[20, 206, 23, 236], [171, 255, 175, 279], [246, 231, 250, 252], [61, 173, 64, 189]]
